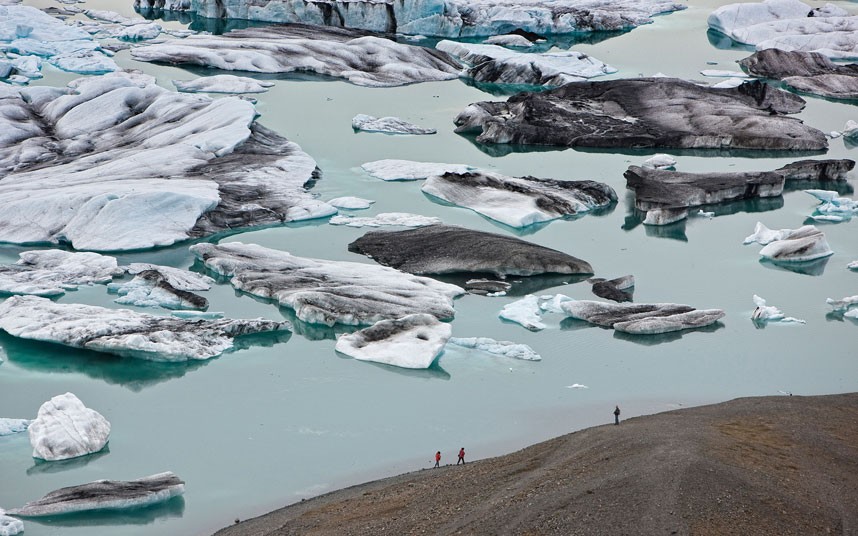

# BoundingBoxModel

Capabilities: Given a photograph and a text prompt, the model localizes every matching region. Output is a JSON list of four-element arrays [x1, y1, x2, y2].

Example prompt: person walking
[[457, 447, 465, 465], [613, 405, 621, 425], [434, 451, 441, 468]]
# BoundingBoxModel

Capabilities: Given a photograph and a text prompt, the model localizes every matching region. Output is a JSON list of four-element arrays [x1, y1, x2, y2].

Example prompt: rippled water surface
[[2, 1, 857, 534]]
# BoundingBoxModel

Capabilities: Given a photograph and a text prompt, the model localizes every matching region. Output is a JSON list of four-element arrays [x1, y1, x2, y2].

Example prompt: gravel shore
[[215, 393, 858, 536]]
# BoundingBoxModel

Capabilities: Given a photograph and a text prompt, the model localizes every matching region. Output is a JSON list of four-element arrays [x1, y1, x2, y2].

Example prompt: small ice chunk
[[700, 69, 749, 78], [335, 314, 451, 369], [805, 189, 857, 222], [499, 295, 545, 331], [0, 250, 123, 296], [484, 34, 533, 48], [751, 294, 805, 323], [0, 510, 23, 536], [539, 294, 574, 314], [29, 393, 110, 461], [830, 131, 842, 139], [0, 418, 31, 436], [329, 213, 441, 228], [826, 295, 858, 311], [842, 120, 858, 140], [448, 337, 541, 361], [642, 154, 676, 170], [848, 260, 858, 271], [744, 222, 833, 262], [352, 114, 436, 135], [361, 159, 475, 181], [565, 383, 589, 389], [696, 209, 715, 218], [845, 309, 858, 319], [327, 197, 374, 210]]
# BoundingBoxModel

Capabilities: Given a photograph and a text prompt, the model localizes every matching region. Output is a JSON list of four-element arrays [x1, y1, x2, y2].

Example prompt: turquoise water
[[1, 1, 857, 535]]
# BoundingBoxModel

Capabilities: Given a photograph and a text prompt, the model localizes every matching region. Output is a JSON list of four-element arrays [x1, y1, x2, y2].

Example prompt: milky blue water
[[1, 1, 856, 535]]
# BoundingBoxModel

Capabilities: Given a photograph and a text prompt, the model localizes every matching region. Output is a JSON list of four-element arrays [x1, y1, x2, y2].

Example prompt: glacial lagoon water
[[1, 0, 857, 534]]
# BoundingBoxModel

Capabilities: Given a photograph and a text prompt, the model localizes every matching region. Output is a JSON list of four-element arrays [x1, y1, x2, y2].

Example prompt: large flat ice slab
[[131, 24, 461, 87], [361, 159, 476, 181], [348, 224, 593, 277], [561, 300, 725, 335], [0, 73, 331, 251], [352, 114, 436, 135], [28, 392, 110, 461], [0, 250, 123, 296], [190, 242, 463, 326], [448, 337, 541, 361], [7, 472, 184, 516], [335, 314, 451, 369], [0, 295, 289, 361]]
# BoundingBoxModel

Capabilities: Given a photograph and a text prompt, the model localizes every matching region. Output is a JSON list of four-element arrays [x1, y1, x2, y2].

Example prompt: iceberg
[[126, 263, 214, 291], [448, 337, 541, 361], [0, 295, 289, 361], [436, 40, 616, 87], [131, 24, 461, 87], [751, 294, 805, 323], [0, 73, 331, 251], [190, 242, 463, 326], [422, 170, 616, 228], [328, 197, 374, 210], [849, 261, 858, 271], [116, 22, 162, 41], [561, 300, 725, 335], [0, 418, 30, 436], [28, 392, 110, 461], [739, 49, 858, 101], [334, 314, 451, 369], [361, 159, 476, 181], [826, 295, 858, 312], [173, 74, 275, 94], [743, 222, 834, 263], [499, 295, 545, 331], [7, 472, 184, 517], [348, 224, 594, 277], [0, 250, 123, 296], [109, 270, 209, 310], [0, 510, 22, 536], [804, 189, 857, 222], [484, 34, 534, 48], [588, 275, 634, 302], [329, 213, 442, 228], [351, 114, 436, 135], [642, 154, 677, 170]]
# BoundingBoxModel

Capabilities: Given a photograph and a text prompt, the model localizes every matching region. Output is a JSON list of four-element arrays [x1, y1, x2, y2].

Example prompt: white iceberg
[[743, 222, 834, 263], [0, 295, 289, 361], [7, 472, 184, 517], [642, 154, 677, 170], [0, 250, 123, 296], [751, 294, 805, 323], [115, 22, 161, 41], [361, 159, 476, 181], [328, 196, 374, 210], [351, 114, 436, 135], [28, 392, 110, 461], [190, 242, 463, 326], [539, 293, 574, 314], [0, 510, 23, 536], [848, 260, 858, 271], [484, 34, 534, 48], [329, 213, 442, 228], [826, 295, 858, 311], [499, 295, 545, 331], [0, 418, 30, 436], [843, 120, 858, 140], [448, 337, 541, 361], [173, 74, 274, 94], [566, 383, 589, 389], [805, 189, 857, 222], [335, 314, 451, 369]]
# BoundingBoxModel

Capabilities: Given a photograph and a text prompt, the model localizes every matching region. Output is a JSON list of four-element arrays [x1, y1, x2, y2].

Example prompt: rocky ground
[[215, 393, 858, 535]]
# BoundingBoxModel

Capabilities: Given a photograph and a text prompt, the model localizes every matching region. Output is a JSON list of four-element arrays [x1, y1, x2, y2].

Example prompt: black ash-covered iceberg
[[561, 300, 725, 335]]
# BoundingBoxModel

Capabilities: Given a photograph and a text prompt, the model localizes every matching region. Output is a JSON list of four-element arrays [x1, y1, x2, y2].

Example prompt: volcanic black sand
[[215, 393, 858, 535]]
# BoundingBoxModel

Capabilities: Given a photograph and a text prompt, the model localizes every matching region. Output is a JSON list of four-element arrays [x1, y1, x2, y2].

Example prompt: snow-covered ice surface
[[448, 337, 541, 361], [0, 5, 117, 76], [131, 24, 461, 87], [7, 472, 184, 516], [751, 294, 805, 324], [188, 0, 686, 37], [329, 213, 442, 228], [708, 0, 858, 59], [0, 250, 123, 296], [190, 242, 464, 326], [561, 300, 725, 335], [328, 197, 374, 210], [351, 114, 436, 135], [361, 159, 476, 181], [0, 510, 23, 536], [499, 295, 545, 331], [421, 170, 616, 228], [0, 418, 30, 436], [28, 393, 110, 461], [804, 190, 857, 222], [0, 295, 289, 361], [437, 40, 616, 86], [173, 75, 275, 94], [335, 314, 451, 369], [743, 222, 834, 263], [0, 72, 330, 251]]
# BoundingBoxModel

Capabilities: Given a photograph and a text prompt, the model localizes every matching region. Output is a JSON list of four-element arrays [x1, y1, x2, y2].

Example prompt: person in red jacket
[[457, 447, 465, 465]]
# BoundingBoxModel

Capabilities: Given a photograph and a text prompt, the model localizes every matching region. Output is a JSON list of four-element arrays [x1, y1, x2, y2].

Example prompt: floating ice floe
[[560, 300, 725, 335], [739, 49, 858, 101], [7, 472, 184, 517], [539, 293, 573, 314], [751, 294, 805, 323], [115, 22, 161, 41], [826, 295, 858, 311], [0, 250, 123, 296], [804, 190, 857, 222], [328, 197, 374, 210], [190, 242, 463, 326], [484, 34, 534, 48], [0, 72, 331, 251], [499, 295, 545, 331], [0, 418, 30, 436], [709, 0, 858, 59], [348, 224, 594, 277], [361, 159, 476, 181], [0, 510, 22, 536], [588, 275, 634, 302], [421, 170, 616, 228], [0, 295, 289, 361], [0, 5, 117, 75], [743, 222, 834, 263], [28, 392, 110, 461], [700, 69, 750, 78], [464, 278, 511, 295], [173, 75, 275, 94], [454, 78, 826, 151], [642, 154, 676, 170], [351, 114, 436, 135], [848, 261, 858, 271], [109, 270, 209, 310], [188, 0, 686, 37], [448, 337, 541, 361], [566, 383, 589, 389], [844, 120, 858, 140], [436, 40, 616, 87], [711, 78, 747, 89], [335, 314, 451, 369], [329, 213, 442, 228], [131, 24, 461, 87], [126, 263, 214, 291]]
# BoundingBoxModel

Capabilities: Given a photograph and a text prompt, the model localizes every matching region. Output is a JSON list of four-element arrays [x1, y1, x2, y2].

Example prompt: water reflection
[[23, 496, 185, 528], [706, 29, 755, 52], [825, 310, 858, 324], [26, 447, 111, 476], [783, 179, 854, 196], [759, 256, 830, 277]]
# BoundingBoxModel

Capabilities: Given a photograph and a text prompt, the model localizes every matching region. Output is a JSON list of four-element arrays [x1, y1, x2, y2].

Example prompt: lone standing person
[[434, 451, 441, 468], [457, 447, 465, 465], [614, 405, 621, 425]]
